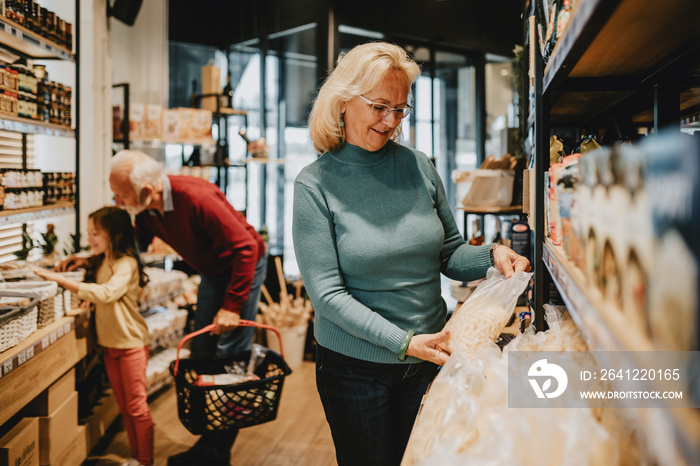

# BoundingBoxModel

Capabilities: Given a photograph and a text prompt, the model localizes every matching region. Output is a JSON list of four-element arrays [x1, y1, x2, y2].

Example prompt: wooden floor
[[84, 361, 338, 466]]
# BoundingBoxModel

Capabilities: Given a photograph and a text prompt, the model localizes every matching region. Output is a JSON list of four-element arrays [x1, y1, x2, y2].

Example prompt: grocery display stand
[[0, 313, 87, 427], [0, 0, 82, 437], [0, 2, 80, 249], [528, 0, 700, 463]]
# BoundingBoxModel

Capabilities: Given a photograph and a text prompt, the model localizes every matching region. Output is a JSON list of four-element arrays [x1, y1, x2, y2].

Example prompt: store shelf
[[543, 239, 646, 351], [218, 108, 247, 116], [458, 205, 522, 215], [0, 114, 74, 137], [139, 287, 184, 312], [545, 0, 699, 91], [0, 202, 75, 226], [0, 315, 87, 426], [543, 239, 700, 465], [113, 138, 216, 148], [0, 16, 74, 60], [544, 0, 700, 124]]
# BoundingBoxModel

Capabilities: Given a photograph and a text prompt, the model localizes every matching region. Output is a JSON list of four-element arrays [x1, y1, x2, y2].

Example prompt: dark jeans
[[188, 253, 267, 457], [316, 345, 439, 466], [191, 253, 268, 358]]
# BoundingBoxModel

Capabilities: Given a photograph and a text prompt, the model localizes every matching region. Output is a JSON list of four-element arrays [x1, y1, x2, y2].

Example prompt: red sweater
[[135, 176, 266, 313]]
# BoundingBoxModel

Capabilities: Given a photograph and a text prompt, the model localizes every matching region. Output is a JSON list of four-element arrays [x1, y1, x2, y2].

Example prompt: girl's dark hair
[[84, 206, 149, 287]]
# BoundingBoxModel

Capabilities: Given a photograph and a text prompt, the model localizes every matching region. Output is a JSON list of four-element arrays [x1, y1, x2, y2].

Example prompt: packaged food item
[[439, 268, 532, 357]]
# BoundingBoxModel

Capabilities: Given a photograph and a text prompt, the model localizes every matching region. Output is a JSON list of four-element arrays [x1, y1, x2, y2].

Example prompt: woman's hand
[[405, 330, 451, 366], [492, 245, 531, 278]]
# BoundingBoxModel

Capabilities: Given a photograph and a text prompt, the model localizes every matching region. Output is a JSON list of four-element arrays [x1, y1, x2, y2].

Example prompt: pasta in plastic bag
[[440, 268, 532, 357]]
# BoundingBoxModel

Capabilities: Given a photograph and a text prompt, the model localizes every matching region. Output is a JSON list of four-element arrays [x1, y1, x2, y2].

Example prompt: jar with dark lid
[[39, 7, 48, 37], [14, 0, 25, 26], [24, 0, 33, 31], [65, 23, 72, 50]]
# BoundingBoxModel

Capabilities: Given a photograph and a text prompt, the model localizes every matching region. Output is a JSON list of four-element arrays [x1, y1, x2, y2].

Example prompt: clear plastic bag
[[440, 268, 532, 357]]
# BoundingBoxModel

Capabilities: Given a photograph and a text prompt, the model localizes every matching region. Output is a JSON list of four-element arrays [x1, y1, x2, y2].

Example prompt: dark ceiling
[[168, 0, 523, 57]]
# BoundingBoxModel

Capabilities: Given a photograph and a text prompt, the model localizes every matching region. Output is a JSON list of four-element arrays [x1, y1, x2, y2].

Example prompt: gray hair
[[110, 150, 164, 193]]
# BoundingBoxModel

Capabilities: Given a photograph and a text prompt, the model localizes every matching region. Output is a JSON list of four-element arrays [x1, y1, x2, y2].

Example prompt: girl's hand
[[30, 266, 63, 284], [54, 255, 88, 272], [406, 330, 451, 366], [492, 245, 531, 279]]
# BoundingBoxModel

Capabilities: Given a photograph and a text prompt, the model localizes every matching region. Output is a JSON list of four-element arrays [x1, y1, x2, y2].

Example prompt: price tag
[[26, 345, 34, 360], [3, 359, 12, 375], [4, 24, 10, 34], [56, 325, 64, 339], [63, 323, 71, 335], [18, 350, 26, 365], [15, 29, 22, 40], [42, 336, 50, 349], [49, 331, 57, 345]]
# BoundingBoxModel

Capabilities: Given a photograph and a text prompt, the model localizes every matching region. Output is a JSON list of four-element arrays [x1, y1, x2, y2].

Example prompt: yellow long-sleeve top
[[77, 256, 149, 349]]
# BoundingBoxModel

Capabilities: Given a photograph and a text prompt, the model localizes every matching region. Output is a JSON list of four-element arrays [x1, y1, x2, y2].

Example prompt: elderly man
[[61, 150, 267, 466]]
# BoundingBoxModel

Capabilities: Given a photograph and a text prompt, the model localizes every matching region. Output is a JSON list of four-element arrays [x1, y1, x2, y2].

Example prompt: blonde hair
[[308, 42, 421, 154]]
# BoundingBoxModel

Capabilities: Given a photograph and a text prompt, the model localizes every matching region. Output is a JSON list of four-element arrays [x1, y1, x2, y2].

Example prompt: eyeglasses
[[358, 95, 412, 119]]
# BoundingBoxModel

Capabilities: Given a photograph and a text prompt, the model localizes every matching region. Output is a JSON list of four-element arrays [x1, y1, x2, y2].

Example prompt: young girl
[[33, 206, 154, 466]]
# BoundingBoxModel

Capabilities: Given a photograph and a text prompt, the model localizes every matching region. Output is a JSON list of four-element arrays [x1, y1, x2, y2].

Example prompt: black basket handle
[[173, 320, 284, 376]]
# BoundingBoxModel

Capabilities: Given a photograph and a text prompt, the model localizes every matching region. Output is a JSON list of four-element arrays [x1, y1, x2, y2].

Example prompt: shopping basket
[[169, 320, 292, 435]]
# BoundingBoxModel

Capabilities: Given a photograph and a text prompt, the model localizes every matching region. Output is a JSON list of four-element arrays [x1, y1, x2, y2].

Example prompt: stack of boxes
[[0, 369, 87, 466]]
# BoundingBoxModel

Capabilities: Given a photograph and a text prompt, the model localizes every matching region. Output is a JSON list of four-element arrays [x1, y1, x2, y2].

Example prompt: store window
[[485, 55, 516, 161]]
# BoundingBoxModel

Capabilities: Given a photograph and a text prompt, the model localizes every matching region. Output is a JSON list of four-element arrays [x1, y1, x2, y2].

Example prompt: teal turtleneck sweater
[[293, 142, 492, 364]]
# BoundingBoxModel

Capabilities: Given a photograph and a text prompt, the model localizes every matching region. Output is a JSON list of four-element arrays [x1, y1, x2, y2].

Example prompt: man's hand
[[406, 330, 451, 366], [55, 255, 89, 272], [212, 309, 241, 334]]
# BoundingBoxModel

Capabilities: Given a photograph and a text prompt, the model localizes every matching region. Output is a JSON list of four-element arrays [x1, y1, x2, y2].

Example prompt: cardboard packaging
[[52, 425, 86, 466], [24, 369, 75, 417], [162, 108, 180, 141], [144, 104, 163, 139], [38, 391, 79, 465], [201, 64, 221, 112], [0, 418, 39, 466], [128, 102, 145, 139]]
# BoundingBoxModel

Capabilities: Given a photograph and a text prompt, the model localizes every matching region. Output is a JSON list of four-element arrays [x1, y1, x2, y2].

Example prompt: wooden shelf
[[544, 0, 700, 123], [0, 315, 87, 426], [0, 202, 74, 226], [218, 108, 247, 116], [113, 138, 216, 148], [543, 239, 700, 465], [545, 0, 699, 91], [0, 16, 73, 60], [458, 205, 522, 214], [0, 113, 74, 137]]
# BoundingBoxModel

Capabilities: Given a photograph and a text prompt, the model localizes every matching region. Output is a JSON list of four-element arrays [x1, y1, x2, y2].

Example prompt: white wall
[[109, 0, 169, 106]]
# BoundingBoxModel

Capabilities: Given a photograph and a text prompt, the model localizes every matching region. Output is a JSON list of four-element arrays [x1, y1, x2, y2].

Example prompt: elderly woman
[[293, 41, 530, 465]]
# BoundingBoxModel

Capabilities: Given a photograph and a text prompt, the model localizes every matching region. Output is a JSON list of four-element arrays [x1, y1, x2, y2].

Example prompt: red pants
[[103, 346, 154, 465]]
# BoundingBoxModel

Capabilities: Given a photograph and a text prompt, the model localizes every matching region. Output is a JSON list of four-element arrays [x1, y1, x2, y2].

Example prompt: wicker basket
[[0, 296, 40, 351], [58, 270, 85, 311], [0, 281, 62, 328], [0, 306, 21, 353]]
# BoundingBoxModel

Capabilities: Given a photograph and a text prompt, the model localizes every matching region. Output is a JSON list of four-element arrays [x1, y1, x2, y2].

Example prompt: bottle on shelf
[[188, 79, 198, 108], [468, 218, 484, 246], [222, 71, 233, 109], [491, 217, 504, 245]]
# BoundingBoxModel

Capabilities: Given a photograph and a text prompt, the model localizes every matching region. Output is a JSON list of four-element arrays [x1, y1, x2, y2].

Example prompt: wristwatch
[[489, 243, 499, 266]]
